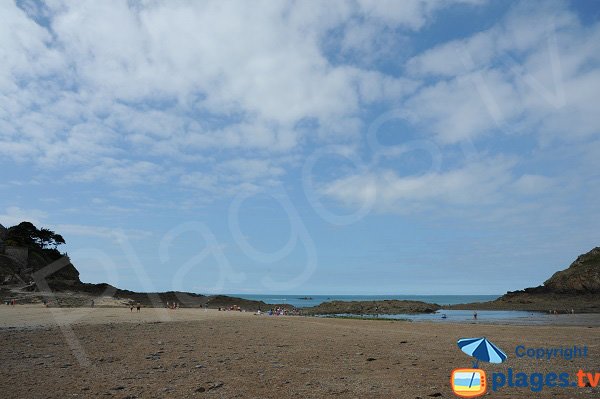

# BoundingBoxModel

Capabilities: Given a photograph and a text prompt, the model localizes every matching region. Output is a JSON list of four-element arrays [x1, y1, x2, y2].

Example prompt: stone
[[544, 247, 600, 293]]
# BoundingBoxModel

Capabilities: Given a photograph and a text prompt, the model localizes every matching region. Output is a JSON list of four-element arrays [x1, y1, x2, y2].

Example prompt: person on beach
[[136, 303, 141, 312], [473, 311, 477, 320], [130, 304, 134, 312]]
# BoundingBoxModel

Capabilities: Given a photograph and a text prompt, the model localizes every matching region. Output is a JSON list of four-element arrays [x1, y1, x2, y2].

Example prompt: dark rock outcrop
[[0, 223, 7, 253], [204, 294, 293, 311], [543, 247, 600, 293], [0, 249, 81, 287], [303, 300, 440, 315], [452, 246, 600, 313], [0, 255, 24, 284]]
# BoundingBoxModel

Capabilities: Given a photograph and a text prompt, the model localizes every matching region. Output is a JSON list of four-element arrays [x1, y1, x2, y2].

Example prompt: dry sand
[[0, 305, 598, 398]]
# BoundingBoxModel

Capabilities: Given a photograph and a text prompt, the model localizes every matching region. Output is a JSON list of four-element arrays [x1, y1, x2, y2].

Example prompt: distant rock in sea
[[302, 299, 440, 315]]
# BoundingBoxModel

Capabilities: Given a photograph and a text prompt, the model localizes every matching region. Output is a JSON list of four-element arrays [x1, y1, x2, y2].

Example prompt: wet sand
[[1, 306, 598, 398]]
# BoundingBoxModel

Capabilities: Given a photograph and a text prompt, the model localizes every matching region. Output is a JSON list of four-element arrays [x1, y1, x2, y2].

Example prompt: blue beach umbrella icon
[[457, 337, 507, 367], [457, 337, 507, 388]]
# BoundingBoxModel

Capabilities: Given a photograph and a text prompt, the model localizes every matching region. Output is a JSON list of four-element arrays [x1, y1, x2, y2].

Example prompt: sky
[[1, 0, 599, 295]]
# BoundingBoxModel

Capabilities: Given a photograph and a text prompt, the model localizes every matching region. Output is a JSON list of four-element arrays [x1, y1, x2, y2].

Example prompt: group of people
[[258, 307, 300, 316], [269, 307, 288, 316], [549, 309, 575, 314], [129, 303, 141, 312], [4, 299, 16, 306], [166, 301, 180, 310], [218, 305, 243, 312]]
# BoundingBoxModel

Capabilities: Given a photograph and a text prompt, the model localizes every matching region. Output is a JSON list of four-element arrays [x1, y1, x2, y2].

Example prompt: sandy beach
[[1, 306, 598, 398]]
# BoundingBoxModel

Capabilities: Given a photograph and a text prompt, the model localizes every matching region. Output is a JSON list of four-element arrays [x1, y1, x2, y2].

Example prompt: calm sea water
[[326, 309, 542, 322], [229, 294, 500, 308]]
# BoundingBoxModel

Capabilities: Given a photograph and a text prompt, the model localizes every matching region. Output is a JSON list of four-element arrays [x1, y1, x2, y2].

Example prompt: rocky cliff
[[0, 248, 81, 286], [543, 247, 600, 293], [0, 221, 80, 286], [0, 222, 292, 310], [452, 246, 600, 313]]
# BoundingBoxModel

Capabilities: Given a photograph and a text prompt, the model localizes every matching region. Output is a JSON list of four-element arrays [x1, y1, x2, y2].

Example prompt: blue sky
[[1, 0, 599, 295]]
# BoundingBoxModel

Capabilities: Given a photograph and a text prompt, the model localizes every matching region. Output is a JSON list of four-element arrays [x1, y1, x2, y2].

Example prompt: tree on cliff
[[37, 228, 66, 249], [6, 222, 66, 250]]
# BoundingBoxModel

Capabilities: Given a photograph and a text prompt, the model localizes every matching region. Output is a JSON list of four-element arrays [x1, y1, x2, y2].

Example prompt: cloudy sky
[[1, 0, 599, 295]]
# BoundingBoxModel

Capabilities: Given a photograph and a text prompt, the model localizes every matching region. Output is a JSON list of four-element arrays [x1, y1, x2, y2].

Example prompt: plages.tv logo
[[451, 337, 507, 398]]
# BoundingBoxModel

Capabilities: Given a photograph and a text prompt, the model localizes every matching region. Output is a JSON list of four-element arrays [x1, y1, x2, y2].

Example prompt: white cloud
[[0, 1, 63, 88], [405, 2, 577, 78], [322, 157, 516, 213], [54, 224, 152, 241], [219, 159, 285, 182], [178, 157, 286, 197], [404, 70, 519, 143], [2, 0, 447, 192], [0, 205, 151, 242], [356, 0, 486, 31], [403, 1, 600, 143], [1, 0, 598, 221], [67, 158, 171, 185], [0, 206, 47, 227], [512, 174, 554, 196]]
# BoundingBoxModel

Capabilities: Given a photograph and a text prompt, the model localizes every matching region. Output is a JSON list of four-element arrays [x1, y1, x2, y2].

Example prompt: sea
[[229, 294, 500, 309], [325, 309, 543, 323], [230, 294, 550, 323]]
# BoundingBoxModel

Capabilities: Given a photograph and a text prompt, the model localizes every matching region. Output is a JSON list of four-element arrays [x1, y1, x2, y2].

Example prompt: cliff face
[[1, 221, 79, 287], [450, 246, 600, 313], [543, 247, 600, 293], [0, 248, 81, 287], [0, 255, 24, 284], [0, 223, 7, 253]]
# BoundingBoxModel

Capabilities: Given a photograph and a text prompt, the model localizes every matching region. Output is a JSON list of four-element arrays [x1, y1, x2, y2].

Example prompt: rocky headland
[[451, 246, 600, 313], [0, 222, 290, 311]]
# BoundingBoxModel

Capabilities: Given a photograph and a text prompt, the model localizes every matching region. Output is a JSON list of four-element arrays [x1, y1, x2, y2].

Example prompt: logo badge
[[453, 337, 506, 397], [451, 368, 487, 397]]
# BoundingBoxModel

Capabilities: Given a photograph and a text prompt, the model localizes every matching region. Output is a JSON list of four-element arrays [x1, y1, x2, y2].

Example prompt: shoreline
[[1, 305, 599, 330], [3, 283, 598, 315]]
